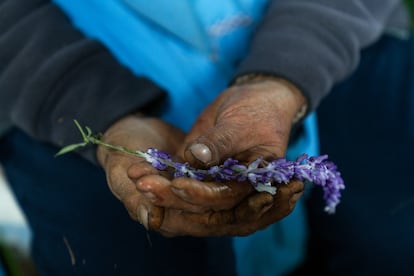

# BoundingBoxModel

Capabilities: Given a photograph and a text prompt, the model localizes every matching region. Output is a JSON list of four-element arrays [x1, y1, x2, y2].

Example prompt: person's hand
[[96, 114, 186, 230], [136, 77, 308, 236], [96, 114, 298, 237], [97, 112, 304, 237], [168, 77, 307, 235], [97, 77, 307, 237], [94, 114, 258, 235], [182, 77, 307, 165], [136, 176, 304, 236]]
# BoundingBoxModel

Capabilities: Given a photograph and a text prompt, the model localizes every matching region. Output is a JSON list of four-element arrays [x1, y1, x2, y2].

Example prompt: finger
[[274, 180, 304, 210], [286, 179, 305, 194], [223, 182, 303, 236], [136, 174, 209, 213], [180, 191, 274, 225], [176, 102, 218, 166], [290, 190, 304, 205], [106, 156, 166, 230], [123, 193, 164, 230], [246, 181, 305, 230], [179, 91, 244, 166], [165, 181, 304, 237], [183, 116, 287, 167], [105, 155, 141, 201], [159, 208, 260, 237], [127, 161, 160, 180], [160, 208, 248, 237], [158, 209, 211, 236], [234, 192, 275, 222], [182, 87, 292, 166], [156, 193, 273, 237], [184, 120, 263, 166], [170, 177, 254, 210], [289, 180, 305, 206]]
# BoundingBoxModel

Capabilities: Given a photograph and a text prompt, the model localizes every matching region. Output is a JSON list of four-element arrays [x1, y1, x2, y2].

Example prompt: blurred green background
[[406, 0, 414, 27]]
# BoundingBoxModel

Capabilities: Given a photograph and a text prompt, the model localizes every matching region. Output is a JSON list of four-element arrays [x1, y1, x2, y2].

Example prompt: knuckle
[[212, 128, 236, 155]]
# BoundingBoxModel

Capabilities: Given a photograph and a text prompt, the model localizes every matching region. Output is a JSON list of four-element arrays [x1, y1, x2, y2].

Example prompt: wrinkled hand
[[136, 176, 304, 236], [98, 78, 307, 237], [162, 78, 307, 235], [182, 78, 307, 165], [96, 115, 185, 230], [97, 114, 293, 236]]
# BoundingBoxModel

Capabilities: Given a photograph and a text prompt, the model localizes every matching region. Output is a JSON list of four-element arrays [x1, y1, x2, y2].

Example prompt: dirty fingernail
[[189, 143, 212, 164], [137, 205, 149, 230]]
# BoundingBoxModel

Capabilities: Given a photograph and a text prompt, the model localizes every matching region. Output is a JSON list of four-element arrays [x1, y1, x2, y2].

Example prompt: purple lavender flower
[[173, 162, 205, 181], [60, 121, 344, 214], [141, 148, 172, 170], [293, 154, 345, 214], [208, 165, 234, 181], [265, 158, 295, 184], [139, 148, 345, 214]]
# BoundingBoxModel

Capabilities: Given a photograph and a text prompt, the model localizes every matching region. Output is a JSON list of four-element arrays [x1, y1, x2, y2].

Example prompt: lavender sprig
[[56, 120, 345, 214]]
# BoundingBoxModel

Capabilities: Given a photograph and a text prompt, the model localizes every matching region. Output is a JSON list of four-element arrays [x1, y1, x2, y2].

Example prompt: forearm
[[236, 0, 409, 112], [0, 0, 166, 163]]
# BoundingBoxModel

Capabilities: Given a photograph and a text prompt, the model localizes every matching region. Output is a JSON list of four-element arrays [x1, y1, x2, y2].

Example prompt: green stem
[[55, 120, 146, 158], [87, 135, 144, 158]]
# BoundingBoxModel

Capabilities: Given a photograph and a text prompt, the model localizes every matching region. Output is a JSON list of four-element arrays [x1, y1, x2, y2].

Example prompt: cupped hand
[[136, 78, 308, 236], [98, 78, 307, 237], [96, 114, 185, 230], [96, 114, 257, 236], [136, 175, 304, 236], [170, 78, 307, 235]]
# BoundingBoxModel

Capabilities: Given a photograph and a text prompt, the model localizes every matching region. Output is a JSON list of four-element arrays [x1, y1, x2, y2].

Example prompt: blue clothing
[[52, 0, 268, 131]]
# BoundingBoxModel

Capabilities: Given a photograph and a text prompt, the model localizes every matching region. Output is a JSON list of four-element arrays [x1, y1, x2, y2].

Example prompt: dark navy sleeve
[[236, 0, 407, 112], [0, 0, 166, 163]]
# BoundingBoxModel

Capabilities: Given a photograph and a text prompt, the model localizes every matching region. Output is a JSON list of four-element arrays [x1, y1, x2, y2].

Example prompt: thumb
[[184, 120, 284, 167], [181, 81, 302, 166]]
